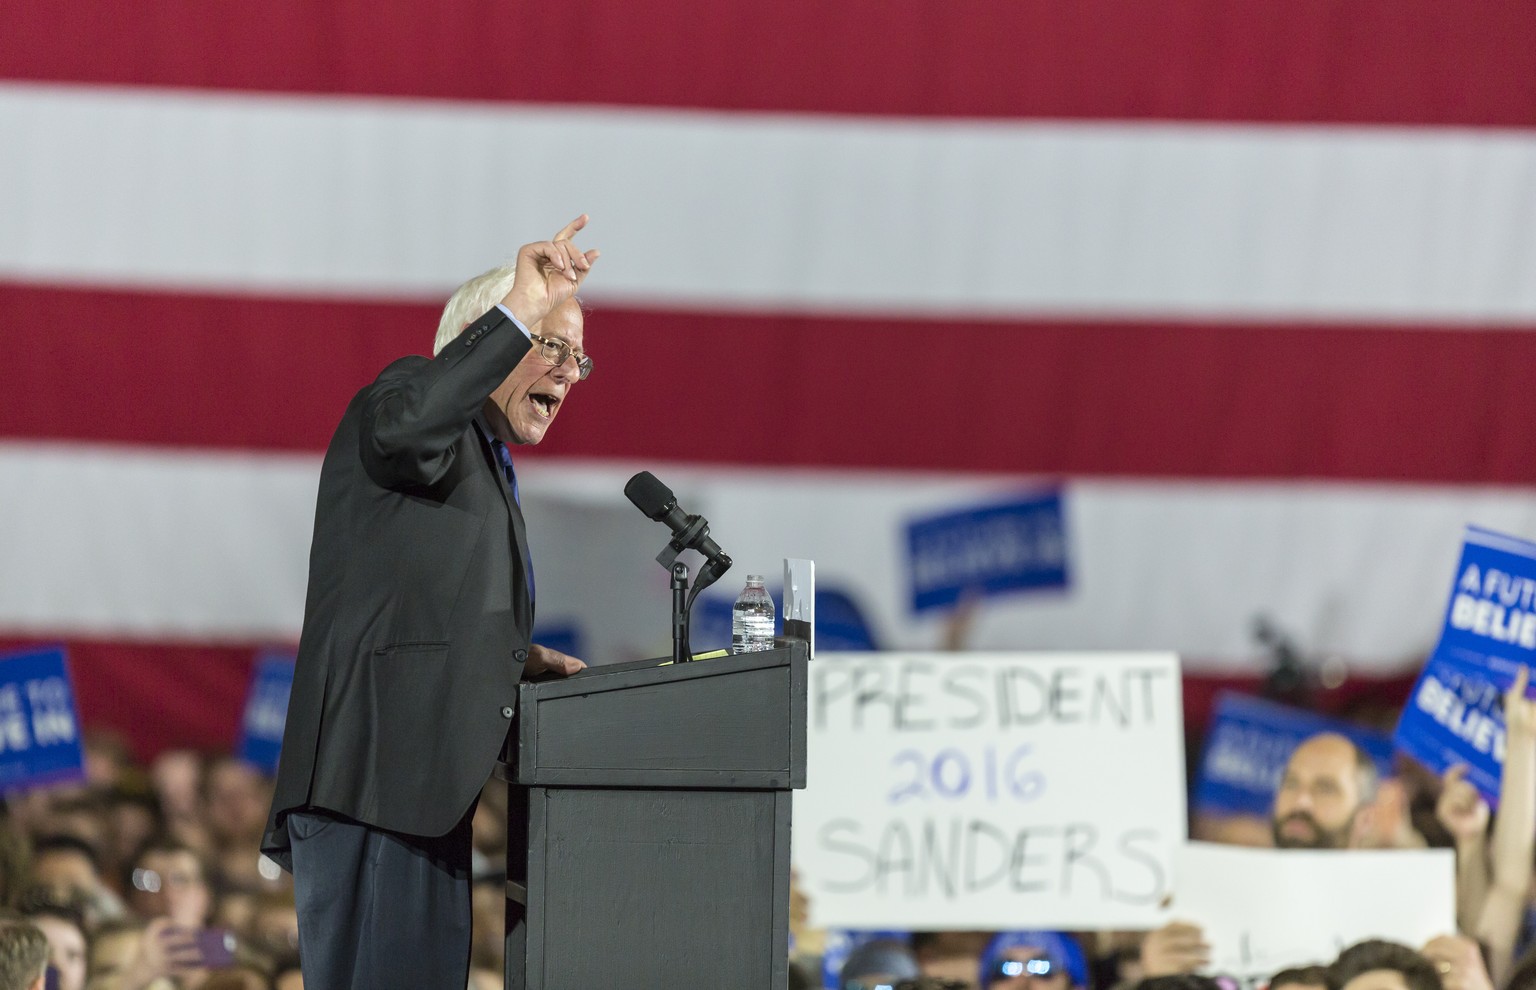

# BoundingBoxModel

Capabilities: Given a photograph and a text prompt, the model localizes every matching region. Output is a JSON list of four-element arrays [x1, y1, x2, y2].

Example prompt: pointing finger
[[553, 213, 589, 241]]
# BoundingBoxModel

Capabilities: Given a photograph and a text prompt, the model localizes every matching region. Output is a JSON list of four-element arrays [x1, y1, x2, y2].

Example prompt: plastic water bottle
[[732, 575, 776, 652]]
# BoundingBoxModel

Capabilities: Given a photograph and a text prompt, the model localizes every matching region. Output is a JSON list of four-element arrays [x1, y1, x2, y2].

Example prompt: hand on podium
[[523, 643, 587, 680]]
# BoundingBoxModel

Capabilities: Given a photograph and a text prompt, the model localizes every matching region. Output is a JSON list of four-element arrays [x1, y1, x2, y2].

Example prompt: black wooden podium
[[498, 643, 808, 989]]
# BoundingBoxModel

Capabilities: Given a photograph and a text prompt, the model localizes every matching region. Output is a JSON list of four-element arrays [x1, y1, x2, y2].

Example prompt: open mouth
[[529, 392, 558, 419]]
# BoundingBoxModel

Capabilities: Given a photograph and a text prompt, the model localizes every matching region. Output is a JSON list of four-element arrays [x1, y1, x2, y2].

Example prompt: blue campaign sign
[[693, 596, 739, 653], [0, 646, 85, 791], [1395, 649, 1524, 805], [1392, 526, 1536, 804], [238, 652, 295, 774], [905, 491, 1070, 614], [1194, 692, 1395, 816], [813, 588, 879, 652], [1434, 527, 1536, 667]]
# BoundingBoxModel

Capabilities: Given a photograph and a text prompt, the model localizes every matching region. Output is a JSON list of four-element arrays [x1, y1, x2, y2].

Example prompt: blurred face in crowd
[[253, 899, 300, 957], [215, 889, 258, 935], [1268, 967, 1330, 990], [916, 932, 993, 985], [486, 300, 585, 447], [150, 751, 203, 821], [131, 849, 210, 927], [1339, 971, 1411, 990], [205, 759, 270, 845], [42, 809, 108, 855], [87, 928, 140, 990], [83, 732, 132, 789], [1272, 734, 1371, 849], [32, 915, 86, 990], [31, 848, 100, 901], [989, 945, 1072, 990], [107, 801, 160, 875], [210, 968, 269, 990]]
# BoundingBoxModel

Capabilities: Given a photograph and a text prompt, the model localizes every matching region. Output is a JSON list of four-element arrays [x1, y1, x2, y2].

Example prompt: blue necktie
[[492, 440, 535, 604], [493, 440, 521, 505]]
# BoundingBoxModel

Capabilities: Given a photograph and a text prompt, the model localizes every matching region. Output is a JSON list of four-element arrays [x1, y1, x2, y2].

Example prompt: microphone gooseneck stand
[[653, 527, 732, 664]]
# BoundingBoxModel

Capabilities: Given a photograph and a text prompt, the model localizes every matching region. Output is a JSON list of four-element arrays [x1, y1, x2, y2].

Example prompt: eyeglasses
[[991, 958, 1058, 981], [131, 867, 204, 893], [528, 333, 592, 380]]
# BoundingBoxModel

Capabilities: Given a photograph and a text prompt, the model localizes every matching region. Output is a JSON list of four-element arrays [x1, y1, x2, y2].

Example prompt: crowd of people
[[791, 668, 1536, 990], [0, 662, 1529, 989], [0, 731, 519, 989], [817, 939, 1500, 990]]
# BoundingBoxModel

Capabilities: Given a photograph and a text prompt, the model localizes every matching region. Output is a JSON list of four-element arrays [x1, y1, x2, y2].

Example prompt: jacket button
[[501, 706, 514, 719], [514, 649, 528, 662]]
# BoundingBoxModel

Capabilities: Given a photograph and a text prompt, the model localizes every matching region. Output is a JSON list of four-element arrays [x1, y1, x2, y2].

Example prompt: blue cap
[[980, 931, 1088, 988], [821, 931, 912, 989], [840, 939, 921, 990]]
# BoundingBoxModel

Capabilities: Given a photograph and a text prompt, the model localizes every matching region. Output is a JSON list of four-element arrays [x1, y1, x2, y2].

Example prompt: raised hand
[[1505, 666, 1536, 737], [1422, 934, 1494, 990], [1140, 921, 1210, 977], [499, 214, 600, 329], [117, 918, 206, 990], [1437, 764, 1490, 843]]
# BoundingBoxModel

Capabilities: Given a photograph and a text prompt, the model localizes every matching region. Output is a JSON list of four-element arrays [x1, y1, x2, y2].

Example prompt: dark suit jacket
[[262, 306, 535, 866]]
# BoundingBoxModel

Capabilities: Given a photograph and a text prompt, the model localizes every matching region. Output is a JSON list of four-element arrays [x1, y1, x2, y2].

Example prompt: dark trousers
[[289, 808, 473, 990]]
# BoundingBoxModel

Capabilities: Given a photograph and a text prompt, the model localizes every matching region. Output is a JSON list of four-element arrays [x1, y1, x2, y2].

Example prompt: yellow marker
[[658, 649, 729, 667]]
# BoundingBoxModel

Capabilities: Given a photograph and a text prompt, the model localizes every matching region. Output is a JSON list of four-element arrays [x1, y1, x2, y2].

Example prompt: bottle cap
[[746, 574, 764, 584]]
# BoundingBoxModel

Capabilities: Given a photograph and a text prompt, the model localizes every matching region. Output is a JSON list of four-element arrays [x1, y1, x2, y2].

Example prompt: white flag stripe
[[5, 441, 1534, 666], [1, 443, 317, 642], [3, 83, 1535, 323]]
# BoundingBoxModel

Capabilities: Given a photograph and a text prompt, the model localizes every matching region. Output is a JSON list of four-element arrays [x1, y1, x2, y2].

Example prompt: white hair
[[432, 262, 518, 356]]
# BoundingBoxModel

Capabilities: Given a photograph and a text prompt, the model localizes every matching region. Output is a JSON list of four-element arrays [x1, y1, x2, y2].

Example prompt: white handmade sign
[[1167, 842, 1456, 983], [792, 652, 1185, 929]]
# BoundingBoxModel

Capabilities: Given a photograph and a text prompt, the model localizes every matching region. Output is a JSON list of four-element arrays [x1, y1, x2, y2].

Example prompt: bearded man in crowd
[[1143, 731, 1378, 976], [1271, 732, 1378, 849]]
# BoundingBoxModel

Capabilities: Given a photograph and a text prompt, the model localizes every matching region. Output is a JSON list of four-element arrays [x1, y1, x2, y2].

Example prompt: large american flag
[[3, 1, 1535, 754]]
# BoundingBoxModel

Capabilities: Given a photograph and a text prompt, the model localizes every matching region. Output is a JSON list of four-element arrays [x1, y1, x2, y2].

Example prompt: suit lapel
[[473, 418, 516, 509], [472, 418, 534, 627]]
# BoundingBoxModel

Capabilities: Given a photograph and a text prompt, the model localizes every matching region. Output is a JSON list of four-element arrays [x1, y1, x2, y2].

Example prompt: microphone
[[624, 471, 732, 568]]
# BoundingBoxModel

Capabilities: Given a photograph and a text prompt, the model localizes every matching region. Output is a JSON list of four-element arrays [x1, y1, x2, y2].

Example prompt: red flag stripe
[[1, 2, 1533, 128], [6, 281, 1536, 484], [0, 637, 261, 762], [0, 634, 1421, 761]]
